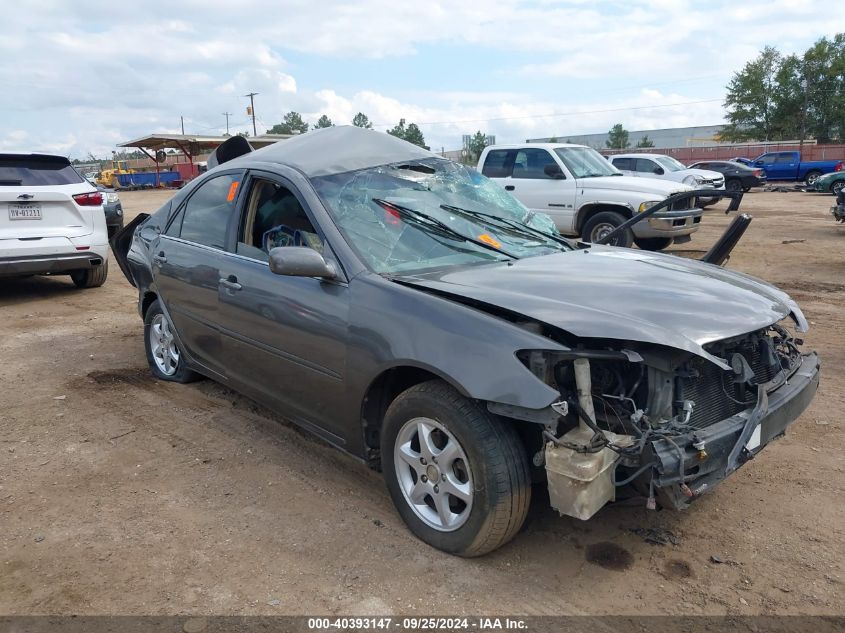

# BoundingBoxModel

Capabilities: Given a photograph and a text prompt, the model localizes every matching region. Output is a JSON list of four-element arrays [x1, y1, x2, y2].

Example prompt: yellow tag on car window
[[478, 233, 501, 249]]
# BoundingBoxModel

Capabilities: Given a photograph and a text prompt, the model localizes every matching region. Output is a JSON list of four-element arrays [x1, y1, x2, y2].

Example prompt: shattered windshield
[[553, 147, 620, 178], [312, 158, 570, 274]]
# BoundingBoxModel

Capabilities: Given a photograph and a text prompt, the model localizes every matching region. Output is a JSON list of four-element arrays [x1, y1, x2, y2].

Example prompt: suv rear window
[[0, 155, 84, 186]]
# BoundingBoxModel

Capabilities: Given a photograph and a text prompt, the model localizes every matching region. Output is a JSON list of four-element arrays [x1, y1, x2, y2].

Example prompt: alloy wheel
[[393, 417, 473, 532], [150, 313, 180, 376]]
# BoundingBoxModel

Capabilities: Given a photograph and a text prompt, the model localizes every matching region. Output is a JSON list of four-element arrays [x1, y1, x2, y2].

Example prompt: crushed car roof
[[230, 125, 436, 178]]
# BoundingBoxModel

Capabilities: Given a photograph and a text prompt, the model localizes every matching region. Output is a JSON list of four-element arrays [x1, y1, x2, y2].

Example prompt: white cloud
[[0, 1, 839, 157]]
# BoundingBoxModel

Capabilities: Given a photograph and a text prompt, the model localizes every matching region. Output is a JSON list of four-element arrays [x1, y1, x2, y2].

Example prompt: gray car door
[[214, 171, 351, 446], [152, 171, 243, 379]]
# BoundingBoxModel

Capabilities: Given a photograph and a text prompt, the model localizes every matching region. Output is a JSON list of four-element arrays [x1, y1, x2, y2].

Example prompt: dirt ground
[[1, 189, 843, 616]]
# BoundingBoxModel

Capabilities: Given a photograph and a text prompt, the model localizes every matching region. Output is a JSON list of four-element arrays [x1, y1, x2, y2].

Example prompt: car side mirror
[[543, 164, 565, 179], [653, 167, 664, 175], [268, 247, 337, 279]]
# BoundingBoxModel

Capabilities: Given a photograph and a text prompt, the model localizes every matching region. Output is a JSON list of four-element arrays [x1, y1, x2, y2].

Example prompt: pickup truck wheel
[[725, 178, 743, 192], [381, 380, 531, 557], [634, 237, 673, 251], [144, 300, 200, 383], [581, 211, 633, 248], [70, 260, 108, 288], [832, 181, 844, 196], [804, 171, 822, 187]]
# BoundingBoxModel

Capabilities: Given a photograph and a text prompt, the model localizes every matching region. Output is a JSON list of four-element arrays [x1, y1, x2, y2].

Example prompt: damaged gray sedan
[[112, 126, 820, 556]]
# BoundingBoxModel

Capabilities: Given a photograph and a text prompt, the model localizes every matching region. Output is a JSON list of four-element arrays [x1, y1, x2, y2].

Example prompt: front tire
[[634, 237, 673, 251], [70, 260, 108, 288], [804, 171, 822, 187], [581, 211, 634, 248], [381, 381, 531, 557], [832, 181, 844, 196], [143, 300, 199, 383]]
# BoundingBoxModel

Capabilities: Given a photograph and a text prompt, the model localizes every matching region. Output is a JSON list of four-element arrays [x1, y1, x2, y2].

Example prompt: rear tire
[[804, 171, 822, 187], [581, 211, 633, 248], [725, 178, 743, 193], [381, 380, 531, 557], [634, 237, 673, 251], [143, 300, 200, 383], [70, 260, 108, 288]]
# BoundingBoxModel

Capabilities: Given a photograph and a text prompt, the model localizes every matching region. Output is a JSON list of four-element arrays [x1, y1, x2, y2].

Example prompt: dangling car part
[[110, 127, 820, 555]]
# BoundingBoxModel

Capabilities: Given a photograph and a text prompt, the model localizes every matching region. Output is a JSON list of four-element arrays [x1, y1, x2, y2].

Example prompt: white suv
[[0, 153, 109, 287], [608, 153, 725, 206]]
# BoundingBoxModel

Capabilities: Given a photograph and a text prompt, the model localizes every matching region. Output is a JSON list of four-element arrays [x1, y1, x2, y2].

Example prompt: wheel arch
[[575, 202, 633, 233], [359, 363, 475, 467], [141, 290, 159, 319]]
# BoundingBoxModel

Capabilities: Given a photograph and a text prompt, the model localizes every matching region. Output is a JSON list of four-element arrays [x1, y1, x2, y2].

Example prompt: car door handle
[[152, 252, 167, 265], [505, 185, 515, 191], [219, 276, 242, 291]]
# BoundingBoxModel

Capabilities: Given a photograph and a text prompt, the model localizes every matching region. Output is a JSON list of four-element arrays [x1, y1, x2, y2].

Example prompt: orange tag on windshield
[[478, 233, 501, 249], [227, 181, 240, 202]]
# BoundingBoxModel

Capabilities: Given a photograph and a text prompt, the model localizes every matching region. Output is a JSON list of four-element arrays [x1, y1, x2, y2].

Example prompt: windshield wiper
[[373, 199, 518, 259], [439, 204, 572, 250]]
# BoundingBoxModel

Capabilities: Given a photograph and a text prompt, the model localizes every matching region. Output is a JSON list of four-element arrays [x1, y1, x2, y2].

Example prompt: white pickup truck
[[478, 143, 703, 250]]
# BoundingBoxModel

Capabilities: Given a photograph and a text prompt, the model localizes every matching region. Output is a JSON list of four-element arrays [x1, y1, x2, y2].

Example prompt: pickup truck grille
[[669, 197, 694, 211]]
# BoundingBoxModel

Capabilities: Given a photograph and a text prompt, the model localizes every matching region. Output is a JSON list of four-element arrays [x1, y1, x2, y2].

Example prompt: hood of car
[[577, 175, 692, 196], [399, 247, 805, 369], [683, 168, 724, 180]]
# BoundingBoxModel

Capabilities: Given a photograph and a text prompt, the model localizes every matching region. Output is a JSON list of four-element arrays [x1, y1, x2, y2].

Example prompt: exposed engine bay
[[514, 322, 817, 519]]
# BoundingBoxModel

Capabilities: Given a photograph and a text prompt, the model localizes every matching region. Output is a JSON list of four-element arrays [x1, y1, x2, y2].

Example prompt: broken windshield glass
[[311, 158, 569, 274]]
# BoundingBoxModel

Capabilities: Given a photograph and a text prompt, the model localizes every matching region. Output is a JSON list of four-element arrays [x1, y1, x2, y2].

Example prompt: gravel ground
[[0, 189, 843, 616]]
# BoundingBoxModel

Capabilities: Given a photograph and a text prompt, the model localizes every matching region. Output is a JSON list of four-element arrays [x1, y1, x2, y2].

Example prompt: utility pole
[[244, 92, 258, 136], [798, 78, 809, 159], [222, 112, 231, 135], [180, 115, 185, 135]]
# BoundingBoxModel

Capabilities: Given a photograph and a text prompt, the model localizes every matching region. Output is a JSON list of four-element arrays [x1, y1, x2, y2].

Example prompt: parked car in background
[[608, 153, 725, 201], [739, 151, 844, 186], [112, 127, 819, 556], [810, 170, 845, 196], [478, 143, 702, 251], [688, 160, 767, 192], [0, 153, 109, 286], [97, 185, 124, 237]]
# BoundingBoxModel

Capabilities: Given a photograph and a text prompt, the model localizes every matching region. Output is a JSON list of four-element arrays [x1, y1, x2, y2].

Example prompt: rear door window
[[481, 150, 513, 178], [775, 153, 795, 164], [174, 173, 242, 249], [0, 156, 84, 186]]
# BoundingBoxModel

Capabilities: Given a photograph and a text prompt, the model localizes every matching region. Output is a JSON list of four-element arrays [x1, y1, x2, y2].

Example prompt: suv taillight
[[73, 192, 103, 206]]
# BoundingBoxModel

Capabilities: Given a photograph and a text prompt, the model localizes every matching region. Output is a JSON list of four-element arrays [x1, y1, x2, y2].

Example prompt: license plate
[[9, 203, 42, 220]]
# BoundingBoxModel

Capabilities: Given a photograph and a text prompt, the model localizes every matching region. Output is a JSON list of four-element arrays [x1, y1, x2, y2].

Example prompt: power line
[[372, 98, 724, 128]]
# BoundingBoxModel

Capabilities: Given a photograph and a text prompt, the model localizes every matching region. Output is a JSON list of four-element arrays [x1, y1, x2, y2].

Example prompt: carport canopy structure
[[118, 133, 293, 166]]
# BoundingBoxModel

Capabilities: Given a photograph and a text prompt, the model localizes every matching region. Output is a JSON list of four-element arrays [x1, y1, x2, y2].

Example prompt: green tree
[[387, 118, 407, 139], [467, 130, 491, 161], [352, 112, 373, 129], [722, 46, 783, 142], [404, 123, 426, 147], [267, 111, 309, 135], [801, 34, 845, 143], [636, 135, 655, 148], [313, 114, 334, 129], [547, 136, 559, 143], [606, 124, 630, 149]]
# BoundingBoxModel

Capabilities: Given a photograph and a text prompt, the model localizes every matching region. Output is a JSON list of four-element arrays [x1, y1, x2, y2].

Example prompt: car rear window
[[0, 156, 84, 186]]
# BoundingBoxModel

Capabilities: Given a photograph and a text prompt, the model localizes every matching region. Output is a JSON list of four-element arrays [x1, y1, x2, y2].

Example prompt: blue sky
[[1, 0, 840, 157]]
